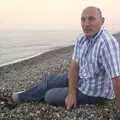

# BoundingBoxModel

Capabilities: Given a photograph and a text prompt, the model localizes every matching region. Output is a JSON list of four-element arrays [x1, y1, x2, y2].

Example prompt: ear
[[101, 17, 105, 24]]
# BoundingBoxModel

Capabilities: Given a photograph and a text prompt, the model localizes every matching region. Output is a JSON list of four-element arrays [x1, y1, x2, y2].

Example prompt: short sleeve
[[101, 37, 120, 78], [72, 35, 81, 63]]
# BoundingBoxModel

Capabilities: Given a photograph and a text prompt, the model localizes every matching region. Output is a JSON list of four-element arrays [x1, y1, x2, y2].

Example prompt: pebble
[[0, 46, 120, 120]]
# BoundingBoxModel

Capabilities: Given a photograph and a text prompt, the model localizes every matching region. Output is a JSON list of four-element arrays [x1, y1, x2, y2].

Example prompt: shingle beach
[[0, 33, 120, 120]]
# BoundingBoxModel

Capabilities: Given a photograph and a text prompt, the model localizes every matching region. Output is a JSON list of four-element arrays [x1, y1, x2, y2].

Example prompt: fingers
[[73, 102, 77, 109], [65, 96, 70, 110], [66, 102, 76, 110], [65, 96, 69, 109], [65, 96, 76, 110]]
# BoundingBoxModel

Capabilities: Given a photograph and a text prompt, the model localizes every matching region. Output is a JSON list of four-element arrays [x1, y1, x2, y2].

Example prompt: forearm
[[112, 76, 120, 107], [68, 60, 79, 95]]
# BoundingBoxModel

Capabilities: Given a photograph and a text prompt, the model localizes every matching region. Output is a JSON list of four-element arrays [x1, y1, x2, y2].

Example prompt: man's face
[[81, 7, 104, 38]]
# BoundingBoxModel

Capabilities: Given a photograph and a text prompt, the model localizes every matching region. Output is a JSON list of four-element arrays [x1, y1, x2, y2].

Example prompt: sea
[[0, 29, 79, 67]]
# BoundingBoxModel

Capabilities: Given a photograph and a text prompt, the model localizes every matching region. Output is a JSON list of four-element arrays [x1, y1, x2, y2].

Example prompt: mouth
[[84, 28, 92, 33]]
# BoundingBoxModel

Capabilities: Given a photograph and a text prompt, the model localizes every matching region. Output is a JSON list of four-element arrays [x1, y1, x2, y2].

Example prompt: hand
[[65, 94, 77, 110]]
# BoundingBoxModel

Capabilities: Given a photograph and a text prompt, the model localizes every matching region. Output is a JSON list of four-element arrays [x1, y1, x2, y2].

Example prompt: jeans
[[18, 72, 107, 106]]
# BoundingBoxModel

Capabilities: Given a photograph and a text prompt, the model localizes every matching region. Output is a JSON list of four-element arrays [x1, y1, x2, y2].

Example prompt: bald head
[[82, 6, 103, 18], [81, 6, 104, 38]]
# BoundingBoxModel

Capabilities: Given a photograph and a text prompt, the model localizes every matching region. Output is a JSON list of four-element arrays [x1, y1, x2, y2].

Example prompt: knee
[[44, 88, 67, 106], [44, 89, 55, 104]]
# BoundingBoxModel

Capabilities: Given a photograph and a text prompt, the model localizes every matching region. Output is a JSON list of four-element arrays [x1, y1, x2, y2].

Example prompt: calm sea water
[[0, 30, 79, 66]]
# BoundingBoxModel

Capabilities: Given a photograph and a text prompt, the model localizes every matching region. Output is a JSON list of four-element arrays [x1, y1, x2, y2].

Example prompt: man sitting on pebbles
[[1, 6, 120, 110]]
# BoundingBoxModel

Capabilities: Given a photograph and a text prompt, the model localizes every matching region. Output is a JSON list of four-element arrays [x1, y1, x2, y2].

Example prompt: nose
[[84, 19, 90, 26]]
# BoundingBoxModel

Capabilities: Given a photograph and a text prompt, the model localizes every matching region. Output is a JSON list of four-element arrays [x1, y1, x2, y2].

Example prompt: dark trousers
[[18, 72, 108, 106]]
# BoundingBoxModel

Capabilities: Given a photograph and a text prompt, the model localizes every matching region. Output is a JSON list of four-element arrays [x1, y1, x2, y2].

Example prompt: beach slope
[[0, 33, 120, 120]]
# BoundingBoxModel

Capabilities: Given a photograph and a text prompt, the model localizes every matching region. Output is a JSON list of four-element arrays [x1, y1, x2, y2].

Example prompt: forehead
[[81, 8, 100, 18]]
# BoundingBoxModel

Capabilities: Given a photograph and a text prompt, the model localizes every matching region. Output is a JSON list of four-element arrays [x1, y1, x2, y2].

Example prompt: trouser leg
[[77, 91, 108, 104], [18, 72, 68, 101], [44, 88, 108, 106]]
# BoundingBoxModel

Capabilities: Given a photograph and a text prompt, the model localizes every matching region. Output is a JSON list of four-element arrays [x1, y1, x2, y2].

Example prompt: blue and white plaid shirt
[[72, 28, 120, 99]]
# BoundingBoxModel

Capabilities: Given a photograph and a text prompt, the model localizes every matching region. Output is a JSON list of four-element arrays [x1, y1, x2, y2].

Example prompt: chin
[[85, 33, 93, 38]]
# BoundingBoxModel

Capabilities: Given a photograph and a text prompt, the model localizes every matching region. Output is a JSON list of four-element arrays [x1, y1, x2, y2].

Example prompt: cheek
[[81, 22, 84, 28], [91, 24, 101, 33], [92, 22, 102, 28]]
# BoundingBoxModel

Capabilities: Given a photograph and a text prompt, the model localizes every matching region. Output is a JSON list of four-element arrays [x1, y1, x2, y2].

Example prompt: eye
[[88, 16, 96, 21], [81, 17, 85, 22]]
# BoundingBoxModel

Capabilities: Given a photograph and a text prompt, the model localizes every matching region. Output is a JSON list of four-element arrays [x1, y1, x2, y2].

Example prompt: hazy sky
[[0, 0, 119, 32]]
